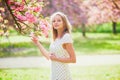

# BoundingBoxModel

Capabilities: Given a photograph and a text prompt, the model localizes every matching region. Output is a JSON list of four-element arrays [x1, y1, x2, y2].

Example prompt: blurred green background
[[0, 22, 120, 57]]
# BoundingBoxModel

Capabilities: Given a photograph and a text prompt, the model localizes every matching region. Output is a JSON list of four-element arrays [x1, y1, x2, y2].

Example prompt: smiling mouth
[[55, 25, 59, 27]]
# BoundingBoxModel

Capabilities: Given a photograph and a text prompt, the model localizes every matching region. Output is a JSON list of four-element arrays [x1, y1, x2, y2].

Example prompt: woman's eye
[[52, 20, 55, 23], [58, 20, 61, 22], [52, 19, 62, 23]]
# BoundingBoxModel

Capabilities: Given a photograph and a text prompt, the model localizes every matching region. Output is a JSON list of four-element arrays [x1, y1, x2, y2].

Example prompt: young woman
[[31, 12, 76, 80]]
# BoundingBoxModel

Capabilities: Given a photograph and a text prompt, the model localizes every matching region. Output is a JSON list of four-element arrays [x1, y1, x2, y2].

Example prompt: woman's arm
[[31, 36, 50, 60], [50, 43, 76, 63]]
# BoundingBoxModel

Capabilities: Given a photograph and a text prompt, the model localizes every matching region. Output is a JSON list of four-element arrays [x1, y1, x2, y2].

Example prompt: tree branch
[[4, 0, 22, 33], [112, 0, 120, 9]]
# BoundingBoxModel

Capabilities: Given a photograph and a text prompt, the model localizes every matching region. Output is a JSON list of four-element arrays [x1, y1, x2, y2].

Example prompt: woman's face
[[52, 15, 64, 30]]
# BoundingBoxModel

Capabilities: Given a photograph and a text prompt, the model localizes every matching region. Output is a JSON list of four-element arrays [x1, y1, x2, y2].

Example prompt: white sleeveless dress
[[49, 33, 73, 80]]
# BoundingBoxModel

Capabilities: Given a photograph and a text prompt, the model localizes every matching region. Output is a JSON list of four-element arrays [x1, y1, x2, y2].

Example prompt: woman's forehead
[[53, 15, 62, 19]]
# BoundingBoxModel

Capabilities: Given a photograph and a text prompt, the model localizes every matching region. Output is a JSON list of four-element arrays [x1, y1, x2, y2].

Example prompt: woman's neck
[[57, 29, 64, 39]]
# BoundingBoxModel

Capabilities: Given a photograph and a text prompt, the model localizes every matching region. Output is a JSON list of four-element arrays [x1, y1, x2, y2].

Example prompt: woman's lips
[[55, 25, 59, 27]]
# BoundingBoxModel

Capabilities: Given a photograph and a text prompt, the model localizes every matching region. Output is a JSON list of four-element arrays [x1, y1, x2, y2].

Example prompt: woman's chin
[[54, 27, 59, 30]]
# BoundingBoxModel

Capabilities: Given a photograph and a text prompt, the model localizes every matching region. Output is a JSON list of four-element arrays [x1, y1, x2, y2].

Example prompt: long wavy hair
[[50, 12, 72, 41]]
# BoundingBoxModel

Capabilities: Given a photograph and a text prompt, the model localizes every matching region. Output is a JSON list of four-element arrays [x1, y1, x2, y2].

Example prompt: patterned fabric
[[50, 33, 73, 80]]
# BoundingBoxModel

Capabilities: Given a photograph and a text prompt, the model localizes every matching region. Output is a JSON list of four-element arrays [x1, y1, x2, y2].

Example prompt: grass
[[72, 32, 120, 55], [0, 32, 120, 57], [0, 67, 50, 80], [0, 36, 49, 57], [0, 65, 120, 80], [71, 65, 120, 80]]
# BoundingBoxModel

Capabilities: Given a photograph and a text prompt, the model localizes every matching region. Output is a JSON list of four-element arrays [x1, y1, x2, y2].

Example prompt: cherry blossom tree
[[0, 1, 13, 36], [0, 0, 50, 37], [42, 0, 120, 36], [86, 0, 120, 34], [1, 0, 120, 37]]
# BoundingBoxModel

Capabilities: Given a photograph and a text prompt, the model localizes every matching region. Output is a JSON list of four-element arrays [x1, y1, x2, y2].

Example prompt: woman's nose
[[54, 22, 58, 25]]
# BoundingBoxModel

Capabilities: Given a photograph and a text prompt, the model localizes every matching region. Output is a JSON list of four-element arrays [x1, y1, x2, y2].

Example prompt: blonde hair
[[50, 12, 72, 41]]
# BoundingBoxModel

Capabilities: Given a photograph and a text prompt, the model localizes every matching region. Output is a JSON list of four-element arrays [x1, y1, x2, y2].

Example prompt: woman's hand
[[30, 33, 39, 46], [50, 53, 57, 61]]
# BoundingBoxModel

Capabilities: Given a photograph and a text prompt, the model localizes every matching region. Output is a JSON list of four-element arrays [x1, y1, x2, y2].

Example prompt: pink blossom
[[14, 2, 21, 6], [27, 16, 37, 23], [10, 1, 24, 12], [25, 12, 37, 23], [37, 0, 43, 2], [22, 0, 25, 4], [40, 24, 49, 37], [15, 5, 24, 11], [34, 6, 42, 12], [7, 0, 13, 5], [11, 6, 16, 10], [39, 20, 50, 37], [29, 32, 34, 37], [16, 14, 27, 21], [28, 7, 34, 11]]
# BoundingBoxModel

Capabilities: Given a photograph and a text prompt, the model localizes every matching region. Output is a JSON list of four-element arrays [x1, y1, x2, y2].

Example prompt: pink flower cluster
[[39, 20, 50, 37], [9, 0, 42, 23], [6, 0, 50, 37], [29, 6, 42, 12], [25, 12, 37, 23]]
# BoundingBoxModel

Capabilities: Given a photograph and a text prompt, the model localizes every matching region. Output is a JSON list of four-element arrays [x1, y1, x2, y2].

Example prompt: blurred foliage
[[72, 32, 120, 55], [0, 41, 49, 57], [73, 22, 120, 33], [0, 31, 120, 57]]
